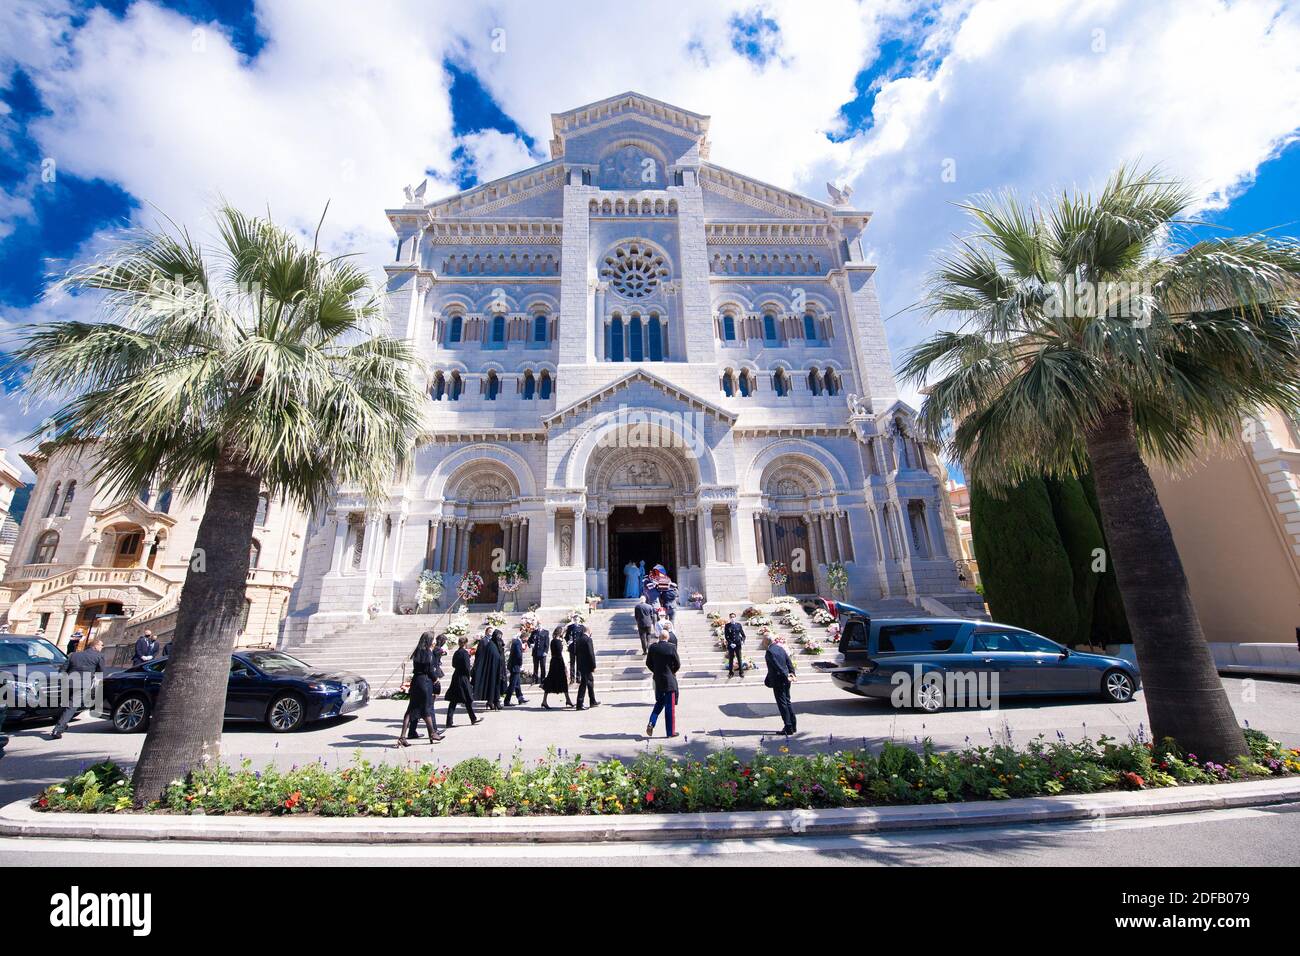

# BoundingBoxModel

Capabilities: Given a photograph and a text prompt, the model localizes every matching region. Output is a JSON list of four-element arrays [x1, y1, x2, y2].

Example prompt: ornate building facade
[[0, 442, 308, 651], [286, 93, 981, 635]]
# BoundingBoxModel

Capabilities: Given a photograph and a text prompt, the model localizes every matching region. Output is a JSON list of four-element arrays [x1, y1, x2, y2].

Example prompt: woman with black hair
[[397, 632, 443, 746], [445, 635, 480, 727]]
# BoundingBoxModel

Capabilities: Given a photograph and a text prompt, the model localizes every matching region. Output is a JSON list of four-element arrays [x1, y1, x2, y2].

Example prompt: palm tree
[[12, 205, 425, 801], [901, 166, 1300, 762]]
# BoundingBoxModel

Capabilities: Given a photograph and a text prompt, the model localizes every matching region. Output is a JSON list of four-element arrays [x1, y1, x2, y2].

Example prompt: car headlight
[[305, 681, 340, 693]]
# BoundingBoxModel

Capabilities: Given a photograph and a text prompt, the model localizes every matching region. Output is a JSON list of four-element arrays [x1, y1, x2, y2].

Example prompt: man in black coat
[[573, 627, 599, 710], [529, 625, 550, 684], [503, 626, 528, 706], [723, 613, 747, 677], [132, 630, 159, 667], [644, 631, 680, 738], [51, 637, 106, 739], [565, 616, 587, 682], [633, 596, 656, 654], [471, 629, 504, 710], [763, 635, 798, 735]]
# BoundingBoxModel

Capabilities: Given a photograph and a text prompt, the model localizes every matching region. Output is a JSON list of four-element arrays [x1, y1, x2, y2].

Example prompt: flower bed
[[33, 731, 1298, 817]]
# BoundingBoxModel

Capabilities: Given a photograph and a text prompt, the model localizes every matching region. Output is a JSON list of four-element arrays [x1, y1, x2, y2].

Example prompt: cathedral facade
[[286, 93, 980, 634]]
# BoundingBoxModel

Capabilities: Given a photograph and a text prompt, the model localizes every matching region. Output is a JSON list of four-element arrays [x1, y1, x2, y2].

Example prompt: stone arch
[[424, 444, 539, 502], [743, 439, 851, 496], [560, 408, 717, 489]]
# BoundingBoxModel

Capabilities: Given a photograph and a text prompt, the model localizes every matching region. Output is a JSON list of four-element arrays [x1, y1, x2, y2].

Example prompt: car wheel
[[266, 694, 306, 732], [111, 694, 151, 733], [915, 673, 945, 712], [1102, 669, 1135, 703]]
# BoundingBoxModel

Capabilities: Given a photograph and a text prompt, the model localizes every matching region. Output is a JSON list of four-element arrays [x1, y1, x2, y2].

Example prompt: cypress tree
[[1045, 475, 1105, 646], [969, 478, 1077, 644]]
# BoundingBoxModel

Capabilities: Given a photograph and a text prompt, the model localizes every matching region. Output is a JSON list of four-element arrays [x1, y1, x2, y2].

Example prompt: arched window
[[647, 314, 663, 361], [522, 370, 536, 399], [773, 369, 790, 397], [539, 371, 553, 400], [255, 493, 270, 526], [156, 485, 173, 514], [238, 599, 252, 635], [738, 370, 753, 397], [609, 316, 624, 362], [628, 314, 644, 361], [449, 372, 463, 400], [432, 371, 446, 400], [722, 313, 737, 341], [824, 369, 840, 396], [44, 482, 61, 518], [58, 480, 76, 517], [249, 539, 262, 569], [533, 314, 548, 342], [803, 313, 819, 341], [490, 314, 506, 344], [485, 371, 500, 400], [807, 369, 822, 396], [32, 530, 58, 564], [763, 312, 779, 343], [448, 315, 463, 344], [721, 370, 735, 397]]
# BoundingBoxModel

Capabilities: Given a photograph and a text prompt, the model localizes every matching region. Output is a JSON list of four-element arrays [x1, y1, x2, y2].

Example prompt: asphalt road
[[2, 674, 1297, 809]]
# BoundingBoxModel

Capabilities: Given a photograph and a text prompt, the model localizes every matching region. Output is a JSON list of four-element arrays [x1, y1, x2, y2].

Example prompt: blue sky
[[2, 0, 1299, 472]]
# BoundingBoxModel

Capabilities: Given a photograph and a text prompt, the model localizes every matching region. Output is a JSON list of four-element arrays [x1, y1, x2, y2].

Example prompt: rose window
[[601, 244, 669, 299]]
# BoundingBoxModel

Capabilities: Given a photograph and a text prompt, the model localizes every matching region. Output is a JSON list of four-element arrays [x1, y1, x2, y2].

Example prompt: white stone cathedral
[[285, 92, 981, 637]]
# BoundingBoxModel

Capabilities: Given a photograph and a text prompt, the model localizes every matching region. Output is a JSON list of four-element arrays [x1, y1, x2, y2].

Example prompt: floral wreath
[[767, 561, 789, 586], [499, 562, 528, 594], [457, 570, 484, 602]]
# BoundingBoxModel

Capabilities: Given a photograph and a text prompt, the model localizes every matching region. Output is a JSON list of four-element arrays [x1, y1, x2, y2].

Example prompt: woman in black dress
[[491, 629, 508, 702], [397, 632, 443, 746], [445, 635, 480, 727], [406, 633, 448, 741], [541, 632, 574, 709]]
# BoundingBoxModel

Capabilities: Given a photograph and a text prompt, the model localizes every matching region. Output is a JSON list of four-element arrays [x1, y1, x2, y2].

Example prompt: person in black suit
[[398, 632, 443, 746], [471, 628, 504, 711], [644, 631, 680, 738], [633, 596, 656, 654], [724, 613, 747, 677], [529, 624, 550, 683], [51, 637, 106, 739], [132, 630, 159, 667], [541, 630, 573, 709], [572, 626, 599, 710], [503, 626, 528, 706], [66, 630, 85, 654], [762, 635, 798, 735], [565, 616, 586, 682], [444, 636, 480, 727]]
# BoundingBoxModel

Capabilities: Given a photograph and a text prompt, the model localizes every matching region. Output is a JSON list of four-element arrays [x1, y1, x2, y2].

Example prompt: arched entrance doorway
[[608, 505, 676, 596]]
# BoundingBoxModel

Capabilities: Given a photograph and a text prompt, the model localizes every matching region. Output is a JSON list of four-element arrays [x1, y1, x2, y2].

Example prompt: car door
[[225, 658, 264, 719], [1010, 631, 1089, 693], [969, 628, 1025, 698]]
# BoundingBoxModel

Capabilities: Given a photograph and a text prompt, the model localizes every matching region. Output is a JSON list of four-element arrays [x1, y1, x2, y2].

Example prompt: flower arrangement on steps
[[767, 561, 788, 593], [38, 731, 1300, 816], [827, 561, 849, 596], [457, 570, 484, 605], [498, 562, 528, 611], [415, 570, 444, 613]]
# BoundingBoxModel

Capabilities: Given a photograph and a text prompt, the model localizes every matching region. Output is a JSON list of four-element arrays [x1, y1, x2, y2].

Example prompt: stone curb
[[3, 777, 1298, 845]]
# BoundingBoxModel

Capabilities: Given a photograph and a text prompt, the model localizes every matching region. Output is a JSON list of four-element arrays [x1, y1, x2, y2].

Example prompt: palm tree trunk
[[1084, 403, 1247, 763], [130, 452, 262, 804]]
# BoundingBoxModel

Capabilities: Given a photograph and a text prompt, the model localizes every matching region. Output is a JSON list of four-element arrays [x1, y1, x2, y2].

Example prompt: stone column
[[573, 508, 585, 569], [701, 508, 716, 564], [328, 514, 349, 574]]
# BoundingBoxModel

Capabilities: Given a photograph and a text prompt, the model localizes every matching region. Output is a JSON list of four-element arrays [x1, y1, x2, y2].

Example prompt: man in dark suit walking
[[644, 630, 680, 738], [573, 626, 599, 710], [565, 615, 586, 683], [132, 629, 159, 667], [51, 636, 106, 739], [723, 612, 747, 677], [528, 624, 549, 684], [762, 634, 797, 735], [503, 626, 528, 706], [633, 596, 656, 654]]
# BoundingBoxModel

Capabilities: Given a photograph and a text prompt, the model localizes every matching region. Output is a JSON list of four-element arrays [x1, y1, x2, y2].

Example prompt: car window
[[229, 659, 254, 677], [0, 639, 67, 667], [144, 660, 168, 673], [877, 623, 961, 653], [242, 651, 312, 675], [840, 621, 868, 650], [1013, 632, 1062, 654], [972, 630, 1020, 652]]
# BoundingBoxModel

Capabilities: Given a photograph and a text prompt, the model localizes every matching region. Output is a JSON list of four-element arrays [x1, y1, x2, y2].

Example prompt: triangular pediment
[[550, 92, 710, 159], [91, 497, 177, 529], [543, 368, 737, 427]]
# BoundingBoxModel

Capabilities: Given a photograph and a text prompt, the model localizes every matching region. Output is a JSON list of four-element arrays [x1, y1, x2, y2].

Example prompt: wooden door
[[774, 517, 816, 594], [467, 524, 504, 604]]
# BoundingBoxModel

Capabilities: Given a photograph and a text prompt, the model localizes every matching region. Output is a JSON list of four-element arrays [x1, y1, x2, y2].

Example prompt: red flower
[[1123, 772, 1145, 790], [37, 797, 49, 809], [483, 786, 496, 799], [645, 790, 656, 803], [283, 790, 302, 809]]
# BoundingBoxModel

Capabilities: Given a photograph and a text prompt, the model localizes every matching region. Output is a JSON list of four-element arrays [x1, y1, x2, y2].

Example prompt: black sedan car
[[0, 635, 70, 724], [824, 600, 1141, 711], [99, 649, 369, 733]]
